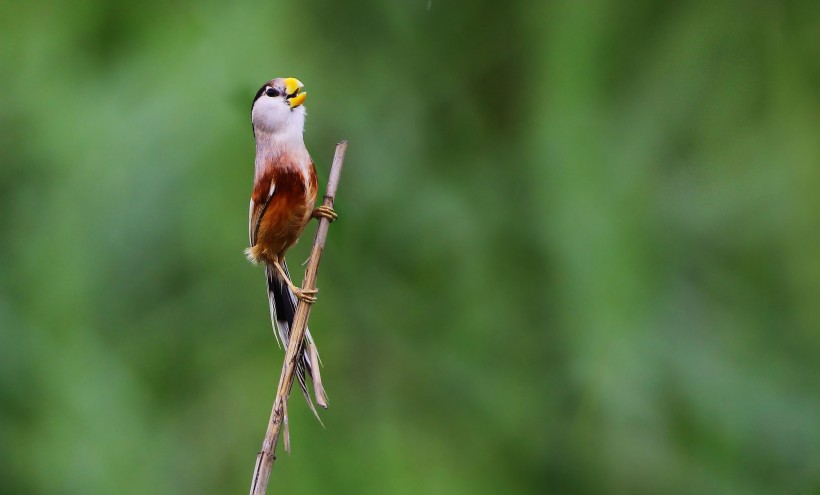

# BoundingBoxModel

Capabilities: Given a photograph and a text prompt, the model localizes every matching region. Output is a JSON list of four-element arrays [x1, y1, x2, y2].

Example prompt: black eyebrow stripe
[[251, 80, 275, 109], [252, 86, 266, 109]]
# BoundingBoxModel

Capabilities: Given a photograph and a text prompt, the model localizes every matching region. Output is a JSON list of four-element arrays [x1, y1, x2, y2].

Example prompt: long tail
[[265, 261, 328, 418]]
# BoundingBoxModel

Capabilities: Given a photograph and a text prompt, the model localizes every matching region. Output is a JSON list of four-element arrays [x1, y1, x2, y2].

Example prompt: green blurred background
[[2, 0, 819, 493]]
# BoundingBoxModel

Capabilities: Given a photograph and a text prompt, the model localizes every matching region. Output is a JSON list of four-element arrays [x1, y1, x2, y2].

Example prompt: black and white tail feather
[[264, 261, 327, 421]]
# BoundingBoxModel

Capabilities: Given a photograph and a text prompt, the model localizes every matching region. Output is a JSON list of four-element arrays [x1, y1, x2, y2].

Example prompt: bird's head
[[251, 77, 307, 135]]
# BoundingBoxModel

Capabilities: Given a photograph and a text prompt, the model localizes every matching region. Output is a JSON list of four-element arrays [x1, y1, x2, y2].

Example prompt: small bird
[[245, 77, 336, 415]]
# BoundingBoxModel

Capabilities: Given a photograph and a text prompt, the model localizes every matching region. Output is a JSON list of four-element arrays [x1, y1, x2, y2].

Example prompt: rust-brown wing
[[249, 169, 276, 246], [308, 160, 318, 201]]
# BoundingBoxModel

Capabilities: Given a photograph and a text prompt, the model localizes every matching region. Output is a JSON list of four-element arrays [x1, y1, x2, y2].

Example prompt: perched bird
[[245, 77, 337, 415]]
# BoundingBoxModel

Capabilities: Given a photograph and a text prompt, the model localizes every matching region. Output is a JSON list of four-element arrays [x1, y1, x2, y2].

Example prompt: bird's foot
[[272, 259, 318, 304], [312, 205, 338, 222], [294, 287, 318, 304]]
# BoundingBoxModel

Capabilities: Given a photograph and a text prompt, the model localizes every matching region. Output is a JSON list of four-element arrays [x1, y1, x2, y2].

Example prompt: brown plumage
[[248, 158, 318, 263]]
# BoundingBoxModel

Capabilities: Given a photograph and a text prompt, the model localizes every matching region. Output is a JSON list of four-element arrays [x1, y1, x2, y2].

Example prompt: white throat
[[253, 113, 310, 181]]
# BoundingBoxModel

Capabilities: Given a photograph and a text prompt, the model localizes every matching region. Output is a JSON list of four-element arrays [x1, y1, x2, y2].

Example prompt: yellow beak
[[284, 78, 307, 108]]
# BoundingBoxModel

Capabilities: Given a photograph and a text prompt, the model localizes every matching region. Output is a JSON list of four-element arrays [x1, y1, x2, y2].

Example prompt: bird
[[245, 77, 337, 416]]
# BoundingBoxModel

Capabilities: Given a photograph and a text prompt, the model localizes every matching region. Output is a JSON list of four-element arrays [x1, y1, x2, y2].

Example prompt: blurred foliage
[[1, 0, 820, 493]]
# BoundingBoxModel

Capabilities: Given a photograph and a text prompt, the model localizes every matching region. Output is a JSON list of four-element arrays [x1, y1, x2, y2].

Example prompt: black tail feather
[[264, 262, 327, 419]]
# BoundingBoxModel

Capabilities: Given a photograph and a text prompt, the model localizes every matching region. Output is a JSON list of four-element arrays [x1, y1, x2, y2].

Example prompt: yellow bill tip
[[289, 91, 307, 108]]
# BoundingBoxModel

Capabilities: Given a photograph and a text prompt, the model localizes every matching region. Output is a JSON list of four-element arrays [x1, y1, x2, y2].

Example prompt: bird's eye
[[265, 87, 279, 97]]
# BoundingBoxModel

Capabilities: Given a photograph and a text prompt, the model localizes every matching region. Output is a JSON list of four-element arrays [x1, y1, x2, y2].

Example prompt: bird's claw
[[312, 205, 338, 222], [295, 288, 318, 304]]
